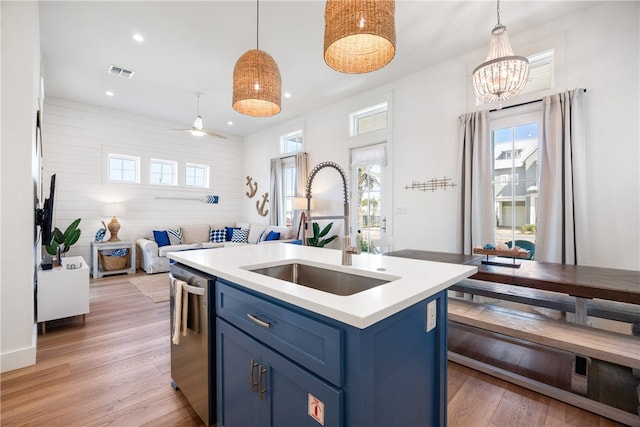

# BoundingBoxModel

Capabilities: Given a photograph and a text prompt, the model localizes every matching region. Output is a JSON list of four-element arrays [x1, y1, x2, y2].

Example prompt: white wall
[[243, 2, 639, 270], [41, 98, 245, 263], [1, 1, 41, 372]]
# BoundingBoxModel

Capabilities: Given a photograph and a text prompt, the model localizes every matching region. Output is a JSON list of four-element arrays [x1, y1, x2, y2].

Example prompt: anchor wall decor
[[245, 176, 258, 198], [256, 192, 269, 217]]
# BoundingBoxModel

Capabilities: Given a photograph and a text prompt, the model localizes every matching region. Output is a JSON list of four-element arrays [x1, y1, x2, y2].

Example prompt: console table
[[37, 255, 89, 334], [91, 240, 136, 279]]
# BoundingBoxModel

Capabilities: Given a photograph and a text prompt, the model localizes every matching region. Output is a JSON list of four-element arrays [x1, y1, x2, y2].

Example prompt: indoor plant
[[45, 218, 82, 256], [306, 222, 338, 248]]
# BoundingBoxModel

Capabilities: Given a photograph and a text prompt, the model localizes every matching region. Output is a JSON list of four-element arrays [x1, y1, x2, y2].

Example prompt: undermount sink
[[246, 261, 399, 296]]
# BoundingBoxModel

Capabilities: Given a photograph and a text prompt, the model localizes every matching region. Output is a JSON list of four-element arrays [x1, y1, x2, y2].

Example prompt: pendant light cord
[[496, 0, 501, 25], [256, 0, 259, 50]]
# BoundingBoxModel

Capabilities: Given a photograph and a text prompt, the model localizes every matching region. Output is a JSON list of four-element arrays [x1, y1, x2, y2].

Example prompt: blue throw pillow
[[210, 229, 225, 243], [112, 248, 129, 257], [153, 230, 170, 247], [264, 231, 280, 241], [225, 226, 240, 241], [287, 239, 303, 245]]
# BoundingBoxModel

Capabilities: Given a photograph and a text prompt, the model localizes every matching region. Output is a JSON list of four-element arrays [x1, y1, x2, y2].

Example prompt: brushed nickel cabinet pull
[[250, 359, 258, 392], [258, 365, 268, 400], [247, 313, 271, 328]]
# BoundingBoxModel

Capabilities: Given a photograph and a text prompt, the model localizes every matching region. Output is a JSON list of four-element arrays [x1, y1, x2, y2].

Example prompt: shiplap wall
[[42, 97, 244, 263]]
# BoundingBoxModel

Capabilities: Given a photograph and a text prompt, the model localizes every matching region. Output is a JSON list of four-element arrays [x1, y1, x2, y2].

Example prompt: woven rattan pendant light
[[232, 0, 281, 117], [324, 0, 396, 74], [472, 0, 529, 104]]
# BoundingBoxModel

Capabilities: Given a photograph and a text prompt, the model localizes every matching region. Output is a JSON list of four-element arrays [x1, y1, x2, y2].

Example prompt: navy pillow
[[264, 231, 280, 241], [287, 239, 303, 245], [225, 226, 240, 241], [153, 230, 171, 247]]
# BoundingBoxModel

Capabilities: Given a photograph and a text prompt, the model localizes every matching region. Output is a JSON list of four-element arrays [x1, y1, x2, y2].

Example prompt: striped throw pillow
[[231, 228, 249, 243], [166, 228, 183, 245]]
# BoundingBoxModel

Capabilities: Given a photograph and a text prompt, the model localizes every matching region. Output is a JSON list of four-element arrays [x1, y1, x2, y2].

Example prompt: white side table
[[91, 240, 137, 279], [37, 255, 89, 334]]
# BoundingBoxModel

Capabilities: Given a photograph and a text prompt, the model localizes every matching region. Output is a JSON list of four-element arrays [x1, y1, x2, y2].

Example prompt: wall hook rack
[[405, 177, 456, 192]]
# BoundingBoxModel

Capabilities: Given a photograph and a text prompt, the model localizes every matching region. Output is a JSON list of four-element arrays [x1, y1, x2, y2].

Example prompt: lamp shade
[[324, 0, 396, 74], [292, 197, 315, 211], [103, 202, 125, 218], [472, 25, 529, 103], [232, 49, 282, 117]]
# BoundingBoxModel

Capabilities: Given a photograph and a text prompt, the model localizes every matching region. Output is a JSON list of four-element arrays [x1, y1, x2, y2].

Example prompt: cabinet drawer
[[216, 279, 343, 386]]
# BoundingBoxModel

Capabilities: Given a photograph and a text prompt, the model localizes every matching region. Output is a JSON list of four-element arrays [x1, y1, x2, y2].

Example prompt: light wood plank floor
[[0, 273, 625, 426]]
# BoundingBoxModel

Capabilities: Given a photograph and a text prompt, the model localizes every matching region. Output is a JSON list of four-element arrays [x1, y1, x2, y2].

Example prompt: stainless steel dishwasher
[[169, 262, 216, 426]]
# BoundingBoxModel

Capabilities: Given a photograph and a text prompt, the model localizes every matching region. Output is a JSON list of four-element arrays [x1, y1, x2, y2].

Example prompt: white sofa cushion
[[265, 225, 293, 240], [181, 224, 210, 244], [158, 242, 224, 257], [248, 224, 267, 244]]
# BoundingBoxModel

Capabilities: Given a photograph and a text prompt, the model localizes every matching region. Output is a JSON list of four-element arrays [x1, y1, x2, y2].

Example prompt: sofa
[[136, 222, 294, 274]]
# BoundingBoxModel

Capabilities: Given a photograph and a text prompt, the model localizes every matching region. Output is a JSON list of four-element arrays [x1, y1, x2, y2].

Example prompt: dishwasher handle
[[169, 273, 205, 296]]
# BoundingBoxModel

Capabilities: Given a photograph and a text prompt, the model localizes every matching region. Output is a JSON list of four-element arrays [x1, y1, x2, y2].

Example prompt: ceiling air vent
[[108, 64, 135, 79]]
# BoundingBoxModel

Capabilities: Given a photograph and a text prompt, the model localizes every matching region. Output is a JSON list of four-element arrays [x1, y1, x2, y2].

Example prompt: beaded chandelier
[[472, 0, 529, 104]]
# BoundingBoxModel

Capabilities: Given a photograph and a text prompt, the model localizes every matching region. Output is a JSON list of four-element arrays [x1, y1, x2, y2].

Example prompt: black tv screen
[[36, 174, 56, 246]]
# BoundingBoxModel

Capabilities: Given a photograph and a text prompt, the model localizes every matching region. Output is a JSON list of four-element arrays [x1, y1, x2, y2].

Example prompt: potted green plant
[[45, 218, 82, 256], [307, 222, 338, 248]]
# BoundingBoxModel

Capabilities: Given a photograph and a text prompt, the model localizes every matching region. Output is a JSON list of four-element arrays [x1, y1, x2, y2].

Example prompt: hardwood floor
[[0, 272, 625, 426]]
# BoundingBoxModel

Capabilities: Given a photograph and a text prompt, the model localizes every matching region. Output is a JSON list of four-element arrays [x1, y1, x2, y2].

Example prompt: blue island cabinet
[[216, 278, 448, 427]]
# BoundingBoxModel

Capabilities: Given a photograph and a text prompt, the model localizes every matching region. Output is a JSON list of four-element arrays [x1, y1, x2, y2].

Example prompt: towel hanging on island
[[171, 278, 189, 345]]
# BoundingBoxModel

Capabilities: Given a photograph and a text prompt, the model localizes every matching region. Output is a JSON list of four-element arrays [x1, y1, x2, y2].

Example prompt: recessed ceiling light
[[106, 91, 115, 97], [284, 92, 292, 98], [132, 33, 144, 42], [227, 121, 234, 126]]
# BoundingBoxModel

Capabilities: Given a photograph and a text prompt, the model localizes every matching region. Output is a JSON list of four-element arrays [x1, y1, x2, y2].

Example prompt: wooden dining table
[[386, 249, 640, 325]]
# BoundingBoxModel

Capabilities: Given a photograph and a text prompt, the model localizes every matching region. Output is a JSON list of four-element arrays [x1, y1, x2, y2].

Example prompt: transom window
[[185, 163, 209, 188], [108, 154, 139, 183], [350, 102, 388, 136], [280, 130, 303, 154], [150, 159, 176, 185]]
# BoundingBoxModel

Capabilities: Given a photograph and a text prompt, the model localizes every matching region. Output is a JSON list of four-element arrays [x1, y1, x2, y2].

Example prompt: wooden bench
[[448, 298, 640, 370], [448, 298, 640, 426], [450, 279, 640, 325]]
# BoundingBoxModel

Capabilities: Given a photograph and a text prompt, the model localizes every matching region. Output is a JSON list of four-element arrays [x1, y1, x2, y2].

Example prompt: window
[[280, 130, 303, 154], [108, 154, 139, 183], [475, 50, 554, 106], [491, 115, 540, 247], [150, 159, 176, 185], [185, 163, 209, 188], [350, 102, 388, 136]]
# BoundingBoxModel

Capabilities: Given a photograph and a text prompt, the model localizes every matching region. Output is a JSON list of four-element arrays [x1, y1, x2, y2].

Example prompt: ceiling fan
[[168, 93, 227, 139]]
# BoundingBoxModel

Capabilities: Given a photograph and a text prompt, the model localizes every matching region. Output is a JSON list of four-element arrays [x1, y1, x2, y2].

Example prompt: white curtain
[[536, 89, 589, 264], [269, 158, 283, 226], [457, 110, 493, 254], [294, 152, 309, 233]]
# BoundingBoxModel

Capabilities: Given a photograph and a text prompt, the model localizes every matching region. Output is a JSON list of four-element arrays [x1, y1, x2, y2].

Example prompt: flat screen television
[[35, 173, 56, 246]]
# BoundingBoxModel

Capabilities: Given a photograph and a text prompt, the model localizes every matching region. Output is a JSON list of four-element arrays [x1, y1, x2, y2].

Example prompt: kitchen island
[[169, 243, 476, 427]]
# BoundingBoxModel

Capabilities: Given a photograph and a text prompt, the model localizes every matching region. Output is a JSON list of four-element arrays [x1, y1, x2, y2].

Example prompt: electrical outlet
[[426, 299, 437, 332]]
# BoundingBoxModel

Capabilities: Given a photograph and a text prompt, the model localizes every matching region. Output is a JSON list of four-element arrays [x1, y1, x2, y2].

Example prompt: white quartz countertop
[[168, 243, 477, 329]]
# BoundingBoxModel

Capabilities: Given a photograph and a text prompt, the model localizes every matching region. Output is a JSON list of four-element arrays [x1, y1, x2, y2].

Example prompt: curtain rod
[[489, 89, 587, 113]]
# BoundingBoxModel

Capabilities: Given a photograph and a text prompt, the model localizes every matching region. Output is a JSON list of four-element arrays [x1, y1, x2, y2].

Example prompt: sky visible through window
[[494, 123, 538, 143]]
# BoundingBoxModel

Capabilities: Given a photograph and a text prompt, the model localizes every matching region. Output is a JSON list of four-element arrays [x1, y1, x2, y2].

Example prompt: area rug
[[129, 273, 170, 303]]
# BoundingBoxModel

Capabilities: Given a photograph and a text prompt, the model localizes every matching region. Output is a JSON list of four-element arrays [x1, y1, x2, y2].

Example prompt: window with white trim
[[108, 154, 139, 183], [491, 109, 540, 248], [280, 130, 303, 154], [150, 159, 177, 185], [185, 163, 209, 188], [350, 102, 388, 136]]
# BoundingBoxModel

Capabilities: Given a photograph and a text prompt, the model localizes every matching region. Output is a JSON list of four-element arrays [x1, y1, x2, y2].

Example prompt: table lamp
[[103, 202, 125, 242], [292, 197, 313, 240]]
